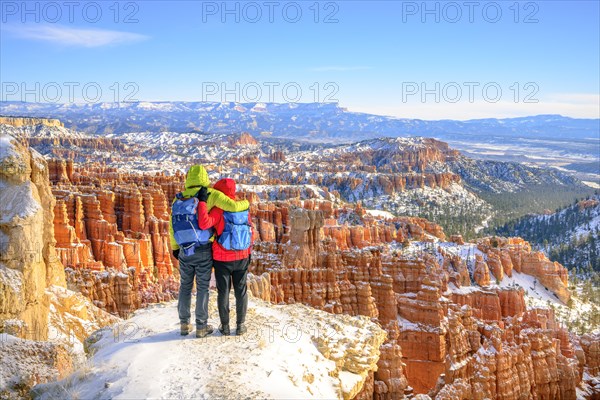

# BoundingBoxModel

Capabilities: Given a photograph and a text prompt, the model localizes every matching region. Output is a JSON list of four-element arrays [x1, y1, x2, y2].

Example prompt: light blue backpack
[[218, 210, 251, 251]]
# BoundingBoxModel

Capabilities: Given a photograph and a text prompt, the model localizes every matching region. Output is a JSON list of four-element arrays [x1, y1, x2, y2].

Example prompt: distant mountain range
[[1, 101, 597, 141], [2, 101, 598, 174]]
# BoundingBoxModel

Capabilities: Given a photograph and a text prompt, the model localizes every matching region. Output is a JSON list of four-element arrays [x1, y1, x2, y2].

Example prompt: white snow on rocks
[[34, 295, 385, 400]]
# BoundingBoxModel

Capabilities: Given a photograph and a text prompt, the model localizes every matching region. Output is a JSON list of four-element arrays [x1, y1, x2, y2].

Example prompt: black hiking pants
[[214, 256, 249, 327]]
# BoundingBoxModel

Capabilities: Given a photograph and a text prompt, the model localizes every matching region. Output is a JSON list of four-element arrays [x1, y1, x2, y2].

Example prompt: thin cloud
[[310, 66, 371, 72], [546, 93, 600, 106], [5, 24, 149, 47]]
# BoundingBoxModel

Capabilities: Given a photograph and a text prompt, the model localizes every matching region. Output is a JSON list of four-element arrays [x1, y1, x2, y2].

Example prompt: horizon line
[[0, 100, 598, 122]]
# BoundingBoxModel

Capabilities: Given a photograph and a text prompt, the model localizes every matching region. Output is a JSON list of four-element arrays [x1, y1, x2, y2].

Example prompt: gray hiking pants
[[177, 243, 212, 327]]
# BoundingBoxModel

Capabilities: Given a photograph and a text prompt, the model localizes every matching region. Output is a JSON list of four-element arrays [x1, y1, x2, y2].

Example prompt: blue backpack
[[218, 210, 252, 251], [171, 193, 214, 256]]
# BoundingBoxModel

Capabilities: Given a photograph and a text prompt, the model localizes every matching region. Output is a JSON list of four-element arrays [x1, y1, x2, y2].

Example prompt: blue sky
[[1, 1, 599, 119]]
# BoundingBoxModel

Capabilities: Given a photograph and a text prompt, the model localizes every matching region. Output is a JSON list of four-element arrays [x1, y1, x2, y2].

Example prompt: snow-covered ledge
[[33, 295, 386, 400]]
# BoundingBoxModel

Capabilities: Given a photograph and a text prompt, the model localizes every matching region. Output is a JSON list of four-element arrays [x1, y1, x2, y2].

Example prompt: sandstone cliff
[[1, 132, 66, 339], [0, 133, 118, 398]]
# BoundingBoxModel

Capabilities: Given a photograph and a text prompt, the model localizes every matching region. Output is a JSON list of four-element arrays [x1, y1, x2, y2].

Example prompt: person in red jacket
[[197, 178, 252, 336]]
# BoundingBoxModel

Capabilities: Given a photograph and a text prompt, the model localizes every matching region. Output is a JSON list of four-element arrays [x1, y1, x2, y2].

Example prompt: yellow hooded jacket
[[169, 165, 249, 250]]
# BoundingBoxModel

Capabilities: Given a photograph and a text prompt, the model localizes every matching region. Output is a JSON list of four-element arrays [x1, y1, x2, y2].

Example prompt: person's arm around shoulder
[[207, 188, 249, 212]]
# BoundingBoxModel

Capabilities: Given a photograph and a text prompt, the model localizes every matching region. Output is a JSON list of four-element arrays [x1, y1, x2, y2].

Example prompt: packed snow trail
[[33, 294, 385, 400]]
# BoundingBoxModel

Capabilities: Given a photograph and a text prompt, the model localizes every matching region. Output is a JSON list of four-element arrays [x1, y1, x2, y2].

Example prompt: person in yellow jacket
[[169, 165, 249, 337]]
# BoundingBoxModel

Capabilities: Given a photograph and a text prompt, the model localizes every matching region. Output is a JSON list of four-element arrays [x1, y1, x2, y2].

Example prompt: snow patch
[[0, 180, 41, 224]]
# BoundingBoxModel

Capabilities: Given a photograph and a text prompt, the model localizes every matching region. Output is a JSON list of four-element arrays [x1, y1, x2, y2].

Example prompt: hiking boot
[[236, 324, 247, 336], [180, 322, 191, 336], [219, 324, 230, 336], [196, 324, 214, 338]]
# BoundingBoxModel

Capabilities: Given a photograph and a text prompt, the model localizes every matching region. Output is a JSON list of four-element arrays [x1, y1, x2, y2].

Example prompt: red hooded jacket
[[197, 178, 253, 262]]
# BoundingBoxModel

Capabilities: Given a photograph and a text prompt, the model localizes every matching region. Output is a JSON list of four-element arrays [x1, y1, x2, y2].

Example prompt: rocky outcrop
[[48, 159, 73, 184], [64, 267, 178, 317], [0, 133, 118, 399], [432, 312, 580, 400], [284, 208, 324, 269], [450, 287, 525, 321], [473, 255, 491, 286], [373, 322, 409, 399], [497, 287, 526, 317], [478, 237, 571, 303], [439, 249, 470, 287], [579, 332, 600, 398], [246, 272, 272, 301], [45, 285, 119, 345], [449, 234, 464, 245], [0, 337, 72, 399], [1, 133, 66, 340], [519, 251, 570, 303], [450, 289, 502, 321], [229, 132, 258, 146]]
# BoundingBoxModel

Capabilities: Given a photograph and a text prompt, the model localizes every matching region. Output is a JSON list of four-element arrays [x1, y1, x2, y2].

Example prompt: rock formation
[[0, 133, 118, 398], [245, 204, 589, 398], [478, 237, 571, 303], [1, 133, 66, 340], [44, 164, 180, 316], [473, 254, 491, 286], [0, 337, 72, 399]]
